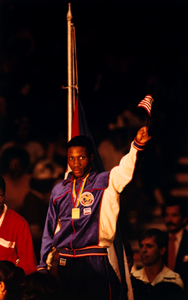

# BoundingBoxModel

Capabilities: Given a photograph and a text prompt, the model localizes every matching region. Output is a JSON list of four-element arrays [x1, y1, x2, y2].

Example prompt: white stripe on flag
[[137, 95, 154, 116]]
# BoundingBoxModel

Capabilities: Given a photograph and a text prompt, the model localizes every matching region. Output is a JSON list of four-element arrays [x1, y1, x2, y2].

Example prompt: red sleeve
[[16, 217, 37, 275]]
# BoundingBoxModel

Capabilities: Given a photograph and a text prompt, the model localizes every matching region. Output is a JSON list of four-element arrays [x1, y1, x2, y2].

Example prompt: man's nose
[[74, 158, 80, 166], [165, 216, 171, 223], [141, 246, 147, 253]]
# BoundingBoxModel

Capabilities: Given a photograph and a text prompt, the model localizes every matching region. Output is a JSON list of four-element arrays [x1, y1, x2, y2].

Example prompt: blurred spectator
[[46, 131, 67, 169], [98, 128, 133, 171], [20, 159, 64, 263], [22, 271, 63, 300], [163, 198, 188, 297], [1, 116, 46, 167], [0, 260, 25, 300], [0, 175, 37, 275], [133, 228, 184, 288], [107, 239, 151, 300], [0, 146, 31, 212], [123, 241, 151, 300]]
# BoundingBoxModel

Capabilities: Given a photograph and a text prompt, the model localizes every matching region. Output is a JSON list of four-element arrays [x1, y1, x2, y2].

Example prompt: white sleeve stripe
[[0, 238, 15, 249]]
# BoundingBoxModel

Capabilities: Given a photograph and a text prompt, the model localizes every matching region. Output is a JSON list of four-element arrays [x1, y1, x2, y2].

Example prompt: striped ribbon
[[72, 174, 89, 207]]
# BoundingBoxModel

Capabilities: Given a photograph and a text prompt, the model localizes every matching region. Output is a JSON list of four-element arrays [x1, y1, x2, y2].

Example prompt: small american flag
[[137, 94, 154, 116]]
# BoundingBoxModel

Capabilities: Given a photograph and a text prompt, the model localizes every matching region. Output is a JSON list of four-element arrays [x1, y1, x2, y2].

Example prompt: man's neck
[[144, 261, 164, 283]]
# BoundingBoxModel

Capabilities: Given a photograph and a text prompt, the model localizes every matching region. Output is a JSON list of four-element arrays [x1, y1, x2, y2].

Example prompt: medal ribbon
[[72, 173, 89, 207]]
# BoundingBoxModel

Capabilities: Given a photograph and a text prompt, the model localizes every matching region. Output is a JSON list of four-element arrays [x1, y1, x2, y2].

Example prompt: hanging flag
[[137, 94, 154, 116], [71, 95, 128, 300], [71, 96, 104, 173]]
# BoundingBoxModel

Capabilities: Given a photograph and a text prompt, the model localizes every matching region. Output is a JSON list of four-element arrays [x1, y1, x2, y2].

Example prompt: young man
[[0, 175, 36, 275], [124, 241, 151, 300], [133, 228, 184, 289], [37, 126, 151, 300], [163, 198, 188, 297]]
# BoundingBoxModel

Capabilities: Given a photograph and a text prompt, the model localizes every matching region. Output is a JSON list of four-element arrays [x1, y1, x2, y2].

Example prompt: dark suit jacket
[[164, 229, 188, 296]]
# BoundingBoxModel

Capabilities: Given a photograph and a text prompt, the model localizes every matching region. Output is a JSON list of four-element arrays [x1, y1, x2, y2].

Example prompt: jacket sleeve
[[16, 218, 37, 275], [99, 139, 146, 247], [108, 139, 145, 194], [37, 189, 58, 271]]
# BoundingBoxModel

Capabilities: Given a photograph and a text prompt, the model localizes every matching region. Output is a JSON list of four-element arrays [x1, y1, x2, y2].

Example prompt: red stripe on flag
[[137, 94, 154, 116], [71, 96, 80, 138]]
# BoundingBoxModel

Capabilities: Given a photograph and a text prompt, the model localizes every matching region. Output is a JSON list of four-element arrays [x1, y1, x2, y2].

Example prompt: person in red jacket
[[0, 175, 36, 275]]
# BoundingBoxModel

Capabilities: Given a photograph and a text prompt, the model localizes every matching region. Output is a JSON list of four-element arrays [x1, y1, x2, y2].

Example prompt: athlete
[[37, 126, 151, 300]]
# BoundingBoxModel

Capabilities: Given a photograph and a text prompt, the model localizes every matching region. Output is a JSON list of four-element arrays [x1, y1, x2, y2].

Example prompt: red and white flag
[[137, 94, 154, 116]]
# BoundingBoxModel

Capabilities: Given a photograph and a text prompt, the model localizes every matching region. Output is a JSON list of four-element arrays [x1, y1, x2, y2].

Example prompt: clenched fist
[[135, 126, 151, 144]]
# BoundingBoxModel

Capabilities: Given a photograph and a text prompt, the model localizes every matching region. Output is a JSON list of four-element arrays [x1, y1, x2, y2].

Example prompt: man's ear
[[182, 217, 188, 226], [90, 153, 94, 162], [159, 247, 166, 256], [0, 281, 6, 295]]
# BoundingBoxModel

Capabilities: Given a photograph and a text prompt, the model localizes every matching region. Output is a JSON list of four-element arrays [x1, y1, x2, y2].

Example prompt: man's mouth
[[141, 255, 148, 260], [167, 222, 176, 227], [73, 169, 82, 176], [73, 168, 81, 172]]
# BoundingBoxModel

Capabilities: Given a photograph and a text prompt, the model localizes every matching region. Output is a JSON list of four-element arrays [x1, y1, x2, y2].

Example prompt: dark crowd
[[0, 0, 188, 300]]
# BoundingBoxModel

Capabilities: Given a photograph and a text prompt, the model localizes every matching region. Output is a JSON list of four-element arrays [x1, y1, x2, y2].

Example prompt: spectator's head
[[66, 135, 94, 178], [22, 271, 62, 300], [0, 146, 30, 179], [163, 198, 188, 234], [30, 159, 64, 194], [0, 176, 6, 215], [138, 228, 167, 267], [0, 260, 25, 300]]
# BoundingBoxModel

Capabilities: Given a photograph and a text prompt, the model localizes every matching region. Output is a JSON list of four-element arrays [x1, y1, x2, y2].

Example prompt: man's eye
[[69, 157, 73, 160], [79, 156, 85, 160]]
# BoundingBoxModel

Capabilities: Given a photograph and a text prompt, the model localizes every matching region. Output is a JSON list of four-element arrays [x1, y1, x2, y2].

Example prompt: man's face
[[164, 205, 186, 234], [67, 146, 93, 178], [139, 236, 164, 267], [0, 188, 5, 214]]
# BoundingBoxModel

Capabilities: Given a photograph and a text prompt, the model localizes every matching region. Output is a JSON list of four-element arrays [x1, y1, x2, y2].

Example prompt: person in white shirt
[[133, 228, 184, 289]]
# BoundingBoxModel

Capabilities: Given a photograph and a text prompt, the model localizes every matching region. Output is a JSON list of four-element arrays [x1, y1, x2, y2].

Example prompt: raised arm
[[99, 126, 151, 246]]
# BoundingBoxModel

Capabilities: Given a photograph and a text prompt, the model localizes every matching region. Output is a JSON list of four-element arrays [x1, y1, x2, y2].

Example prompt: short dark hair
[[162, 197, 188, 219], [67, 135, 94, 156], [0, 146, 30, 174], [0, 260, 25, 299], [138, 228, 168, 249], [0, 175, 6, 194]]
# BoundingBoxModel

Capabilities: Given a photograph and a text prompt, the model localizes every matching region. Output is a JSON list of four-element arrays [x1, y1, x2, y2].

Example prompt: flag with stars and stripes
[[137, 94, 154, 116]]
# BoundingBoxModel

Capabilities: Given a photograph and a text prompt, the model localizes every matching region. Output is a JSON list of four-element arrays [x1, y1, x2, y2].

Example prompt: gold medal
[[72, 208, 80, 219], [71, 174, 90, 219]]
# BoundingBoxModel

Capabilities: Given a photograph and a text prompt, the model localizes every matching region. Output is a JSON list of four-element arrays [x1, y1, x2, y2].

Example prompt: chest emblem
[[80, 192, 94, 206]]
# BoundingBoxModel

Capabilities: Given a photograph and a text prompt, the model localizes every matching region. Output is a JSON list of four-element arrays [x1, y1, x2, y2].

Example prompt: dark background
[[0, 0, 188, 249], [0, 0, 188, 158]]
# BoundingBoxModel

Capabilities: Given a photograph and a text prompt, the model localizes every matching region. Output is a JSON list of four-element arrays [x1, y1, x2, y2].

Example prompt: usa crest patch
[[80, 192, 94, 206]]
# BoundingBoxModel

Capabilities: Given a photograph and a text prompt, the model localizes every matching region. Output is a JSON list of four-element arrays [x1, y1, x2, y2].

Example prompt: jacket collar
[[63, 168, 97, 186]]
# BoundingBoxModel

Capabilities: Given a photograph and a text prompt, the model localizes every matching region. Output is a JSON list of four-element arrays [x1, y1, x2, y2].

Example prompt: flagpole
[[67, 3, 73, 142]]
